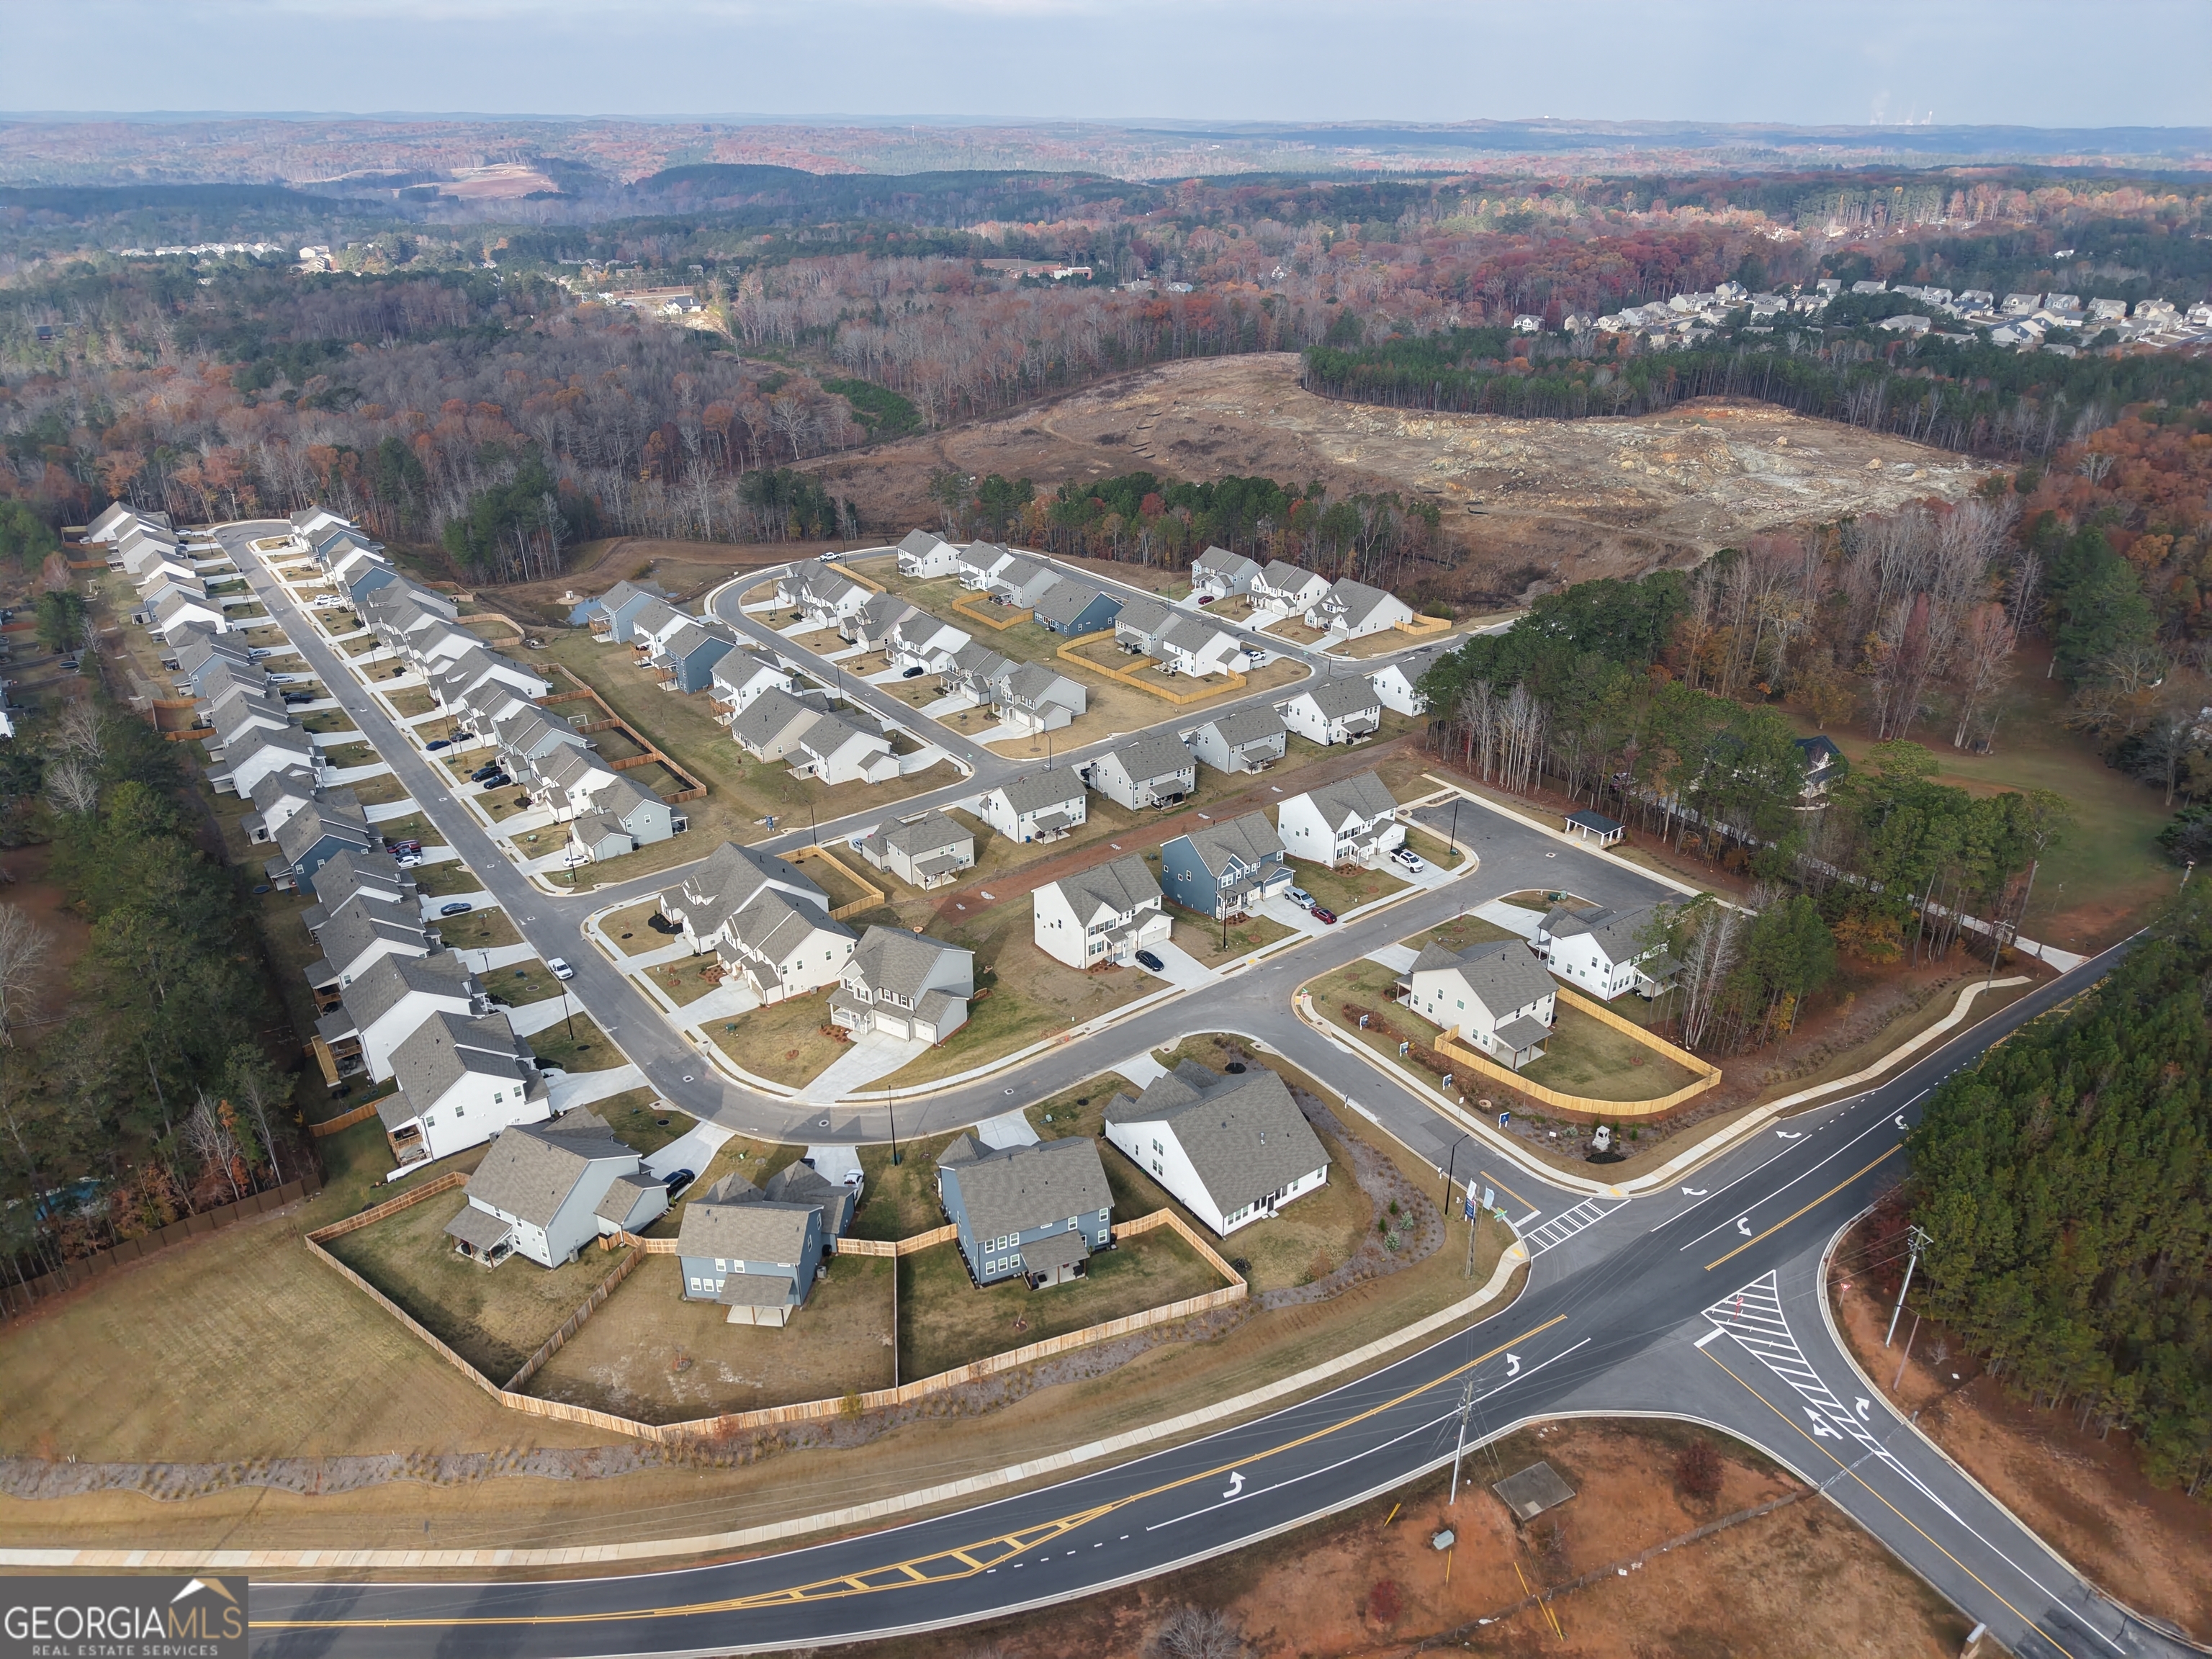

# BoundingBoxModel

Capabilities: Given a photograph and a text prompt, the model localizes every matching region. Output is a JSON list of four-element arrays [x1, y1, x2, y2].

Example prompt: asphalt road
[[215, 526, 2179, 1659]]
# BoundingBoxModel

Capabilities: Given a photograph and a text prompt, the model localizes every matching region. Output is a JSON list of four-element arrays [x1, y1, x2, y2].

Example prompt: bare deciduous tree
[[1148, 1606, 1251, 1659], [0, 905, 53, 1047], [42, 757, 99, 817]]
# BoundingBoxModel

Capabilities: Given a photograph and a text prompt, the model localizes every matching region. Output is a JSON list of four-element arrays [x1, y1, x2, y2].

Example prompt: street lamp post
[[886, 1086, 902, 1166], [1441, 1133, 1473, 1218]]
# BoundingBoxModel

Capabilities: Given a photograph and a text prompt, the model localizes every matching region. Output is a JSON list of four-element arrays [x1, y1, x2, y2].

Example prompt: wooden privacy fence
[[531, 664, 708, 804], [1058, 629, 1249, 705], [1433, 986, 1721, 1123], [788, 843, 886, 922], [1, 1173, 324, 1318], [1394, 612, 1454, 637], [952, 591, 1033, 630], [310, 1098, 382, 1138], [306, 1200, 1244, 1444]]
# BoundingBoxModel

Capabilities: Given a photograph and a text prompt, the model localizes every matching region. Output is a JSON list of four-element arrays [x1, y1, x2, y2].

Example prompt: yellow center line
[[1697, 1343, 2077, 1659], [253, 1315, 1569, 1632], [1479, 1169, 1534, 1213], [1704, 1146, 1901, 1272]]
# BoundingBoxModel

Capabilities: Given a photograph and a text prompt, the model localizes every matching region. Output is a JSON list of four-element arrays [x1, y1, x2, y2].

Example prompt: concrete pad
[[799, 1030, 922, 1102], [644, 1120, 734, 1179], [897, 745, 950, 774], [1118, 1052, 1169, 1089], [549, 1064, 644, 1112], [363, 800, 421, 822], [1137, 938, 1213, 989], [1258, 894, 1331, 938], [475, 943, 542, 971], [972, 1108, 1040, 1151], [1474, 898, 1545, 940], [917, 694, 975, 719], [677, 981, 762, 1027], [804, 1144, 865, 1186], [1366, 943, 1419, 974], [422, 891, 498, 920], [506, 996, 585, 1038]]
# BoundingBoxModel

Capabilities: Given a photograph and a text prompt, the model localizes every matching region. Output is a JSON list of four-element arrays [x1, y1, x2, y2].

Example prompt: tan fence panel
[[311, 1100, 381, 1138], [505, 1247, 642, 1392]]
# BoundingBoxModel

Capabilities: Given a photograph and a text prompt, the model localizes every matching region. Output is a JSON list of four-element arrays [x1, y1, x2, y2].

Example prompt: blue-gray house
[[1158, 811, 1292, 920], [1031, 580, 1124, 638], [585, 578, 675, 644], [346, 563, 403, 608], [655, 620, 738, 693], [936, 1133, 1112, 1289], [272, 794, 378, 895], [675, 1172, 827, 1328]]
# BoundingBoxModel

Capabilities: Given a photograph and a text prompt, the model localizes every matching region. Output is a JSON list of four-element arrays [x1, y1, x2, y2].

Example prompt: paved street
[[216, 524, 2170, 1659]]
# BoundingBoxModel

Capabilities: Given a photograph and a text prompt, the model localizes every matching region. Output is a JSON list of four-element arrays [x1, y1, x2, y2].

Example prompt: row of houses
[[88, 503, 251, 643], [1189, 547, 1421, 640], [657, 841, 976, 1043]]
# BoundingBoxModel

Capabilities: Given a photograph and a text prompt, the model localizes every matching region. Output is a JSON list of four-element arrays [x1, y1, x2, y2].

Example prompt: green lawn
[[1290, 856, 1411, 915], [1518, 1002, 1699, 1102], [896, 1228, 1228, 1380]]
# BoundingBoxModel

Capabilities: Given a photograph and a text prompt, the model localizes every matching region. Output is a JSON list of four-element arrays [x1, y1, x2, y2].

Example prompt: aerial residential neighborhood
[[9, 41, 2202, 1659]]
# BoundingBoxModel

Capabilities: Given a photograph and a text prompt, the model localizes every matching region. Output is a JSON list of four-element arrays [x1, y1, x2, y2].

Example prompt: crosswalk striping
[[1521, 1195, 1625, 1258]]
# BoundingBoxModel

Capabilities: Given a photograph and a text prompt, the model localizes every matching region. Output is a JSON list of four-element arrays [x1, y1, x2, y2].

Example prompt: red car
[[1309, 902, 1338, 925], [387, 837, 423, 854]]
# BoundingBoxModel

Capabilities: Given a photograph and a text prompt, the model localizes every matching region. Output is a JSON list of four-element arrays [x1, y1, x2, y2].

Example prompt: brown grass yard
[[343, 770, 412, 808], [297, 708, 359, 735], [600, 897, 679, 952], [792, 848, 876, 911], [434, 908, 520, 953], [488, 958, 568, 1008], [408, 858, 482, 897], [522, 1254, 895, 1424], [319, 739, 379, 768], [878, 899, 1155, 1088], [557, 827, 716, 887], [1519, 1002, 1700, 1103], [1403, 914, 1521, 952], [708, 991, 847, 1089], [385, 688, 437, 718], [648, 953, 732, 1007], [325, 1192, 631, 1383], [1289, 855, 1410, 915], [1399, 825, 1467, 868], [1177, 909, 1296, 968], [528, 1011, 623, 1074], [591, 1091, 692, 1158], [896, 1228, 1228, 1382]]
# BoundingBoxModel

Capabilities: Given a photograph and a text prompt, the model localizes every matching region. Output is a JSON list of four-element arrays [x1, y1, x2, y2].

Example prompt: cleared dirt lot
[[806, 354, 1994, 598]]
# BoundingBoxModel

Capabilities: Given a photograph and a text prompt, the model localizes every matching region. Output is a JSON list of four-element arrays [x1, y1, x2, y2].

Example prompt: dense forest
[[1911, 894, 2212, 1496]]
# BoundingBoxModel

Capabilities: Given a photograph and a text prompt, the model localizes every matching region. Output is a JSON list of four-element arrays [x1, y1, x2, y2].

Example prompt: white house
[[313, 947, 482, 1087], [1032, 853, 1169, 969], [708, 648, 794, 724], [884, 611, 971, 675], [444, 1109, 665, 1269], [1276, 770, 1403, 868], [1277, 678, 1383, 746], [994, 662, 1087, 734], [377, 1009, 550, 1170], [1180, 706, 1288, 775], [896, 528, 963, 577], [1536, 902, 1675, 1000], [777, 564, 872, 627], [790, 706, 900, 786], [660, 841, 827, 956], [976, 770, 1087, 844], [717, 886, 858, 1003], [1114, 595, 1177, 658], [1080, 730, 1194, 811], [1156, 616, 1246, 678], [956, 541, 1019, 591], [151, 590, 228, 642], [729, 686, 835, 762], [1102, 1060, 1329, 1237], [1250, 559, 1330, 618], [1370, 646, 1444, 715], [1305, 578, 1414, 639], [1190, 545, 1260, 600], [827, 927, 974, 1044], [1404, 940, 1556, 1069], [858, 809, 974, 890]]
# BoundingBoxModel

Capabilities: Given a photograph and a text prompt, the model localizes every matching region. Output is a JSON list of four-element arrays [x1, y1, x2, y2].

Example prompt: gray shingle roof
[[678, 1192, 815, 1263], [1104, 1062, 1327, 1218], [1101, 729, 1193, 784], [1206, 705, 1287, 747], [1115, 594, 1175, 637], [305, 848, 410, 913], [274, 802, 376, 869], [1182, 811, 1283, 877], [937, 1134, 1110, 1242], [1304, 677, 1384, 719], [443, 1203, 515, 1253], [1292, 770, 1398, 832], [1543, 903, 1663, 966], [593, 1173, 658, 1228], [464, 1110, 633, 1228], [664, 840, 825, 940], [1316, 578, 1396, 626], [864, 809, 971, 861], [999, 660, 1080, 709], [386, 1010, 538, 1120], [1415, 938, 1555, 1018], [845, 925, 969, 1002], [1193, 546, 1259, 580], [341, 951, 477, 1033], [313, 897, 428, 981], [1032, 580, 1112, 629], [729, 685, 830, 752], [994, 770, 1084, 814], [1046, 853, 1160, 922]]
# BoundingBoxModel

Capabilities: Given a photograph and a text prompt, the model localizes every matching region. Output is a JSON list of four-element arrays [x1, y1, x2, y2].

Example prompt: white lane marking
[[1681, 1186, 1707, 1196], [1735, 1215, 1753, 1236], [1671, 1107, 1911, 1251], [1223, 1471, 1244, 1498], [1694, 1326, 1723, 1349], [1856, 1396, 1872, 1421], [1505, 1353, 1521, 1377], [1776, 1130, 1804, 1140]]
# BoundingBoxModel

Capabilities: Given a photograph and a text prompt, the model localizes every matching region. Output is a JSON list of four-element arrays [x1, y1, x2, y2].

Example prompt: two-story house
[[883, 611, 971, 677], [1794, 734, 1845, 804], [311, 950, 482, 1088], [828, 927, 974, 1045], [729, 685, 835, 763], [1250, 559, 1331, 618], [708, 647, 793, 724], [1032, 580, 1123, 637], [444, 1109, 664, 1268], [1155, 616, 1245, 678], [1160, 813, 1292, 920], [1112, 594, 1177, 658], [937, 1133, 1112, 1289], [857, 809, 975, 891], [675, 1173, 827, 1326], [379, 1009, 551, 1169], [1535, 902, 1676, 1000], [1276, 677, 1384, 747], [976, 770, 1087, 844], [1370, 646, 1443, 716], [776, 563, 872, 628], [941, 640, 1017, 707], [1275, 771, 1403, 869], [1180, 706, 1288, 775], [1190, 545, 1260, 600], [652, 621, 738, 693], [1103, 1059, 1328, 1237], [1080, 731, 1195, 811], [1032, 853, 1169, 969], [588, 580, 673, 644], [788, 706, 900, 786], [896, 528, 962, 578], [1305, 577, 1414, 639], [993, 662, 1087, 734], [1404, 940, 1556, 1069], [840, 590, 917, 654]]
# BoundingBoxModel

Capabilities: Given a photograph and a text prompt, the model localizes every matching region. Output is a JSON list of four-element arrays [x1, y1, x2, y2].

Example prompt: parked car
[[1308, 903, 1338, 925], [477, 773, 511, 789], [819, 549, 842, 562], [662, 1168, 698, 1200], [548, 956, 575, 981], [439, 902, 472, 917], [901, 665, 925, 678], [394, 854, 423, 870], [1195, 594, 1215, 605], [426, 738, 452, 751], [469, 764, 503, 781], [1286, 886, 1314, 908], [388, 838, 423, 853], [1134, 948, 1166, 972], [1390, 848, 1426, 873]]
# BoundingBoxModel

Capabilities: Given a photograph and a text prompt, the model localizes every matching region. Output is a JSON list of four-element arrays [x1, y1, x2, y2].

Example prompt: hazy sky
[[6, 0, 2207, 129]]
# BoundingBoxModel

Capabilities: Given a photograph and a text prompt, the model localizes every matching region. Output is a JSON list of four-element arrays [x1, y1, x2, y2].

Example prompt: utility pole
[[1887, 1225, 1930, 1348], [886, 1084, 902, 1166], [1449, 1375, 1479, 1506]]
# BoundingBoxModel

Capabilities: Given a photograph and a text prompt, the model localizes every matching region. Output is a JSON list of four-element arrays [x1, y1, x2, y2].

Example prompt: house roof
[[1795, 734, 1844, 769], [1259, 558, 1322, 592], [716, 1271, 802, 1308], [626, 598, 683, 638], [593, 1174, 660, 1228], [1046, 853, 1161, 923], [1193, 546, 1259, 580], [305, 848, 410, 912], [594, 772, 662, 822], [1022, 1228, 1091, 1274], [341, 950, 477, 1033], [1161, 614, 1232, 657], [948, 639, 1016, 683], [1198, 704, 1287, 747], [897, 528, 946, 558], [1100, 729, 1193, 785], [763, 1161, 842, 1209], [1412, 938, 1555, 1017], [999, 660, 1080, 709], [463, 1110, 632, 1228], [1565, 808, 1623, 834], [865, 808, 971, 861], [1032, 580, 1115, 629], [1542, 903, 1663, 966], [729, 685, 830, 751], [1179, 812, 1283, 878], [937, 1134, 1110, 1242], [1115, 595, 1175, 637], [851, 590, 914, 634], [274, 801, 375, 868], [727, 886, 855, 970], [1378, 645, 1444, 685], [1288, 770, 1397, 833], [678, 1190, 816, 1263], [1494, 1014, 1554, 1053], [845, 925, 968, 1002], [314, 896, 428, 979], [1301, 677, 1384, 719], [992, 770, 1084, 814], [443, 1203, 516, 1254], [387, 1010, 538, 1118], [1316, 577, 1399, 626], [1103, 1061, 1328, 1218], [665, 840, 824, 938]]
